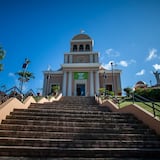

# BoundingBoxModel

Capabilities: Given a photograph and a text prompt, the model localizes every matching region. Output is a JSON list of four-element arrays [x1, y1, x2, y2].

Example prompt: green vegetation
[[135, 88, 160, 101], [16, 71, 35, 82], [0, 45, 6, 72], [99, 88, 114, 97], [16, 58, 35, 92], [33, 96, 44, 102], [135, 102, 160, 117], [118, 99, 160, 118], [51, 85, 60, 95], [119, 101, 133, 108], [117, 87, 160, 117], [123, 87, 132, 97]]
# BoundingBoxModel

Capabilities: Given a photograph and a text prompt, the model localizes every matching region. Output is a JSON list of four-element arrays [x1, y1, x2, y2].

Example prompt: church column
[[62, 71, 67, 96], [67, 71, 72, 96], [90, 54, 93, 63], [90, 71, 94, 96], [69, 55, 72, 63], [95, 71, 100, 95], [117, 74, 121, 93], [42, 74, 47, 96], [46, 74, 50, 95]]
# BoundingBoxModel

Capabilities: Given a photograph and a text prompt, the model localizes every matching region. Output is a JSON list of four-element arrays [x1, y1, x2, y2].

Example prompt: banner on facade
[[74, 72, 88, 80]]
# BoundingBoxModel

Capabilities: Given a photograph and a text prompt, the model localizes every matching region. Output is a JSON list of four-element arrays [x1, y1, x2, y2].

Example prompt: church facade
[[42, 33, 122, 96]]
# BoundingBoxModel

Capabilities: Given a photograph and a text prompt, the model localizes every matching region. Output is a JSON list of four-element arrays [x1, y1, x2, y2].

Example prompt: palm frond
[[0, 64, 3, 71], [0, 46, 6, 60], [16, 71, 35, 80]]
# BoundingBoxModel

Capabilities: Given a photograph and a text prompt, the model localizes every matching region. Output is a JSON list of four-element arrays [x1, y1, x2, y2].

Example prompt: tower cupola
[[70, 33, 93, 52]]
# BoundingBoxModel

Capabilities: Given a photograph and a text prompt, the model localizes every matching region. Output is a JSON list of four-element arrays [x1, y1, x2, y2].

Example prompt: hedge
[[135, 88, 160, 101]]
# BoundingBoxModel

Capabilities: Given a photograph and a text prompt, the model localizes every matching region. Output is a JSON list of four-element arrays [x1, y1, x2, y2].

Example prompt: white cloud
[[136, 69, 145, 76], [146, 48, 157, 61], [129, 59, 136, 64], [8, 72, 15, 77], [102, 59, 136, 69], [105, 48, 120, 57], [118, 60, 128, 67], [102, 61, 115, 70], [153, 64, 160, 70], [106, 48, 113, 55], [117, 59, 136, 67]]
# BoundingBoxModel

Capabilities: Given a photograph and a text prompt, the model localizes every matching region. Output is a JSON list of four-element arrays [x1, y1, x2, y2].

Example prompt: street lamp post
[[150, 80, 152, 87], [111, 62, 115, 96], [46, 74, 50, 95], [20, 58, 30, 93], [103, 71, 107, 95]]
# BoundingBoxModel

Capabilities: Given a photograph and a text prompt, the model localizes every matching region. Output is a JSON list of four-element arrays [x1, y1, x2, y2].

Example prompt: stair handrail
[[0, 86, 24, 104], [109, 93, 160, 118], [133, 93, 160, 118], [110, 95, 128, 108]]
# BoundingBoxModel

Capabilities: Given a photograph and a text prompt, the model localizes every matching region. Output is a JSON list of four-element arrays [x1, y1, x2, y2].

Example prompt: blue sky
[[0, 0, 160, 94]]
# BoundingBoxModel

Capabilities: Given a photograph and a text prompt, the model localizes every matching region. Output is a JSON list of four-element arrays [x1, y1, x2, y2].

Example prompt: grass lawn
[[119, 101, 133, 108], [135, 102, 160, 117], [119, 100, 160, 118]]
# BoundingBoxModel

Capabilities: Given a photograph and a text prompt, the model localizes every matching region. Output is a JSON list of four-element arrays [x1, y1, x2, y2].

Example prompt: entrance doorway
[[76, 84, 85, 96], [106, 85, 112, 91]]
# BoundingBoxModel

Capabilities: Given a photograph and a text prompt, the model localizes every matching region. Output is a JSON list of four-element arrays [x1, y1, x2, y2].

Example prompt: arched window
[[73, 45, 77, 52], [85, 44, 90, 51], [79, 45, 84, 51]]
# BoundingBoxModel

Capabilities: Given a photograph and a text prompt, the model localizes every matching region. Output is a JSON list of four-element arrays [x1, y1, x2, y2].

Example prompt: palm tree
[[16, 58, 35, 92], [0, 45, 6, 71], [17, 71, 35, 82], [16, 71, 35, 92]]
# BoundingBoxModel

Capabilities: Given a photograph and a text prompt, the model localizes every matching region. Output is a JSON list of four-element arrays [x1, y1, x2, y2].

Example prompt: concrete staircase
[[0, 96, 160, 159]]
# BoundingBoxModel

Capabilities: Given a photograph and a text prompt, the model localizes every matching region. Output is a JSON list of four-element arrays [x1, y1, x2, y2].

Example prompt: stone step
[[0, 146, 160, 158], [1, 119, 146, 128], [59, 97, 97, 103], [30, 104, 100, 108], [0, 124, 153, 134], [0, 130, 159, 140], [0, 96, 160, 158], [0, 137, 160, 148], [13, 109, 131, 118], [32, 102, 98, 105], [12, 108, 129, 115], [10, 110, 138, 120], [29, 105, 111, 112], [5, 115, 140, 123], [0, 157, 156, 160]]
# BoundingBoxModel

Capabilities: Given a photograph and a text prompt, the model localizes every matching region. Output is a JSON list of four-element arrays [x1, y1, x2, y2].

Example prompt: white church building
[[42, 33, 122, 96]]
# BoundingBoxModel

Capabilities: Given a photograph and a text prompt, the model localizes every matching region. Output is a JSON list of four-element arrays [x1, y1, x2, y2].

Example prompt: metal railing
[[0, 86, 36, 105], [0, 86, 24, 104], [110, 93, 160, 118], [133, 93, 160, 118]]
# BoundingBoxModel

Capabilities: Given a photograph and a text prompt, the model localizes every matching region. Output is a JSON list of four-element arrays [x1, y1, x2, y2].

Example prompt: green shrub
[[99, 88, 105, 95], [124, 87, 132, 97], [135, 88, 160, 101]]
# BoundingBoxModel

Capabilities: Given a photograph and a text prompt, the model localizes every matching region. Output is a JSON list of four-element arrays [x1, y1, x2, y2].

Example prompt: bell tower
[[43, 32, 122, 96], [70, 33, 93, 52]]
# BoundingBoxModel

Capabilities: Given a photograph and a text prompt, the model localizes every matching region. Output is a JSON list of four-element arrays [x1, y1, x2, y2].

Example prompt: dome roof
[[136, 81, 146, 85], [134, 81, 147, 89], [72, 34, 92, 40]]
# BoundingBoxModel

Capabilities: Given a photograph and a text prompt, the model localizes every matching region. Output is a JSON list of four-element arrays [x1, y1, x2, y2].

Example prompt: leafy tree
[[16, 71, 35, 83], [51, 85, 60, 95], [16, 58, 35, 92], [0, 45, 6, 71], [123, 87, 132, 97]]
